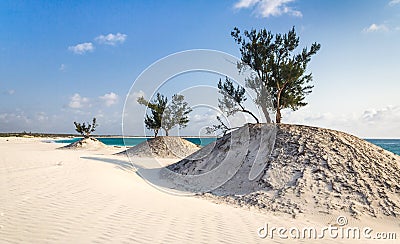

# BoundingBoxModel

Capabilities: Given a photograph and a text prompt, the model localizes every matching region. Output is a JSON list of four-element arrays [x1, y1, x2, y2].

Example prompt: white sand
[[168, 124, 400, 218], [0, 137, 398, 243], [118, 136, 200, 159]]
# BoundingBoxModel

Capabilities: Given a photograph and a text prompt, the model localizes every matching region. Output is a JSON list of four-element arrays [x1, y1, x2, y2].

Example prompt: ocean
[[365, 139, 400, 156], [54, 137, 217, 147], [54, 137, 400, 156]]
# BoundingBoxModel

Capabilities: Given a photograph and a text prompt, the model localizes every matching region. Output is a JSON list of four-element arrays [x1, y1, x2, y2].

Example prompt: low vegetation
[[137, 93, 192, 137], [73, 117, 98, 138]]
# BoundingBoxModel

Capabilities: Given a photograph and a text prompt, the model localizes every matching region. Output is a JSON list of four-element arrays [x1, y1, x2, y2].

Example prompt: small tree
[[206, 77, 257, 137], [231, 26, 321, 123], [137, 93, 167, 137], [205, 115, 241, 137], [161, 94, 192, 136], [217, 76, 259, 123], [74, 117, 98, 138], [138, 93, 192, 137]]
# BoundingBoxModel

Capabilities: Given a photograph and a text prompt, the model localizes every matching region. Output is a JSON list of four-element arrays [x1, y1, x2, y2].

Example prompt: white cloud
[[7, 89, 15, 95], [126, 90, 146, 105], [234, 0, 302, 18], [190, 109, 219, 124], [389, 0, 400, 6], [68, 93, 91, 109], [234, 0, 259, 8], [131, 90, 145, 99], [281, 105, 400, 138], [95, 33, 127, 46], [0, 112, 27, 123], [59, 64, 66, 72], [361, 106, 400, 124], [0, 105, 123, 134], [0, 110, 31, 131], [363, 23, 389, 33], [68, 42, 94, 54], [99, 92, 119, 107], [36, 112, 49, 122]]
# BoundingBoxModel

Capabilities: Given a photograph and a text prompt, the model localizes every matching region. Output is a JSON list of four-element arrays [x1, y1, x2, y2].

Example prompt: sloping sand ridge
[[58, 137, 107, 150], [117, 136, 200, 158], [167, 123, 400, 218]]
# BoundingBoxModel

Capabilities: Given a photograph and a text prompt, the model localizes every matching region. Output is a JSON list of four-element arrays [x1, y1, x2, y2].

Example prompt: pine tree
[[206, 76, 258, 136], [137, 93, 192, 137], [231, 26, 321, 123], [73, 117, 98, 138], [137, 93, 167, 137], [217, 76, 259, 123], [161, 94, 192, 136]]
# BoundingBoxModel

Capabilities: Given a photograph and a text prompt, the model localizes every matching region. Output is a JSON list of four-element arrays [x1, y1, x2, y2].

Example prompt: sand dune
[[57, 137, 108, 150], [117, 136, 200, 159], [168, 124, 400, 218], [0, 137, 398, 243]]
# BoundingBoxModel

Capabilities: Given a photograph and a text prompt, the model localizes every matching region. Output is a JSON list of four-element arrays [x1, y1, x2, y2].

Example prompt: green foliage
[[138, 93, 167, 137], [217, 76, 259, 123], [161, 94, 192, 136], [73, 117, 98, 138], [205, 115, 239, 137], [137, 93, 192, 137], [231, 26, 321, 123], [207, 76, 262, 136]]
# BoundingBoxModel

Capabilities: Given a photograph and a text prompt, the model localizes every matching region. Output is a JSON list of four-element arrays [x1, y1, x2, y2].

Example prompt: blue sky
[[1, 0, 399, 138]]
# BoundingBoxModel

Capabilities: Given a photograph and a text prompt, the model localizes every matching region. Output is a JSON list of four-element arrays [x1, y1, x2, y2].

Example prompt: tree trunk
[[238, 103, 260, 124], [276, 89, 282, 124], [154, 129, 159, 138], [165, 129, 169, 136], [243, 110, 260, 123], [276, 108, 281, 124], [261, 105, 272, 123]]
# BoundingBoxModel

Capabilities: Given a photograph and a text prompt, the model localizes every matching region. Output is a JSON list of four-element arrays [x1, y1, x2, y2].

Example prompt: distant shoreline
[[0, 132, 398, 140], [0, 133, 217, 138]]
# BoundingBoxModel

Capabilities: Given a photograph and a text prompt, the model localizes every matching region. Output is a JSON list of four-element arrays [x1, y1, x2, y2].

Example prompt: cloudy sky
[[1, 0, 399, 138]]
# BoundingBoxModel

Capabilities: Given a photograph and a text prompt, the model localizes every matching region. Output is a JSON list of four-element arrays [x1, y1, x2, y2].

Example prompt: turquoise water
[[365, 139, 400, 156], [54, 137, 217, 147], [54, 137, 400, 155]]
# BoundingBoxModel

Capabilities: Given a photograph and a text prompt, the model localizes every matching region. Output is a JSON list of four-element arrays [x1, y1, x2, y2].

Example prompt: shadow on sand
[[81, 156, 135, 172], [80, 156, 194, 196]]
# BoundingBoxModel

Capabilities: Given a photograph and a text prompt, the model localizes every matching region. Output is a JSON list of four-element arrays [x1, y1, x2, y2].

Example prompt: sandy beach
[[0, 137, 398, 243]]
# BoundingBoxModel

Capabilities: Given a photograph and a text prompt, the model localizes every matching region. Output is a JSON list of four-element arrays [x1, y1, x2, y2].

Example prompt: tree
[[205, 115, 241, 137], [161, 94, 192, 136], [217, 76, 259, 123], [74, 117, 98, 138], [231, 26, 321, 123], [137, 93, 192, 137], [137, 93, 167, 137], [206, 77, 257, 137]]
